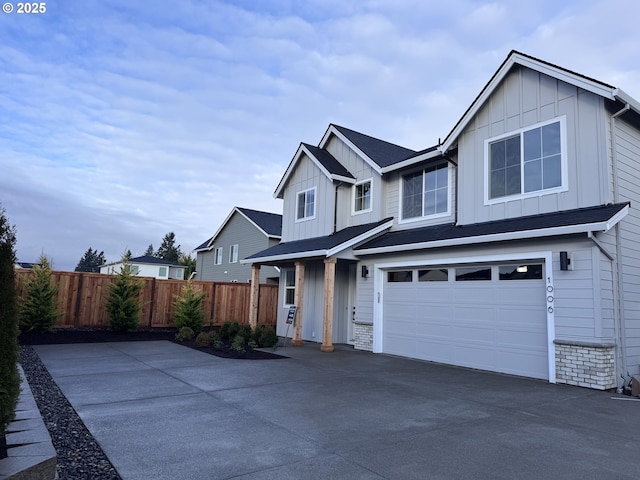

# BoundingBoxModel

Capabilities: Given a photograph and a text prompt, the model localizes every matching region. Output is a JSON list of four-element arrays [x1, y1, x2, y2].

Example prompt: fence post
[[148, 277, 156, 328], [73, 272, 84, 328]]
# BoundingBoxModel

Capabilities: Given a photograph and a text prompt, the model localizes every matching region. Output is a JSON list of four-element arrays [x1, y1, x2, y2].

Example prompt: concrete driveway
[[34, 341, 640, 479]]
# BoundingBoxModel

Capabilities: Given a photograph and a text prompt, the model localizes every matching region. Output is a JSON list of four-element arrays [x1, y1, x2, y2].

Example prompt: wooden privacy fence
[[15, 270, 278, 329]]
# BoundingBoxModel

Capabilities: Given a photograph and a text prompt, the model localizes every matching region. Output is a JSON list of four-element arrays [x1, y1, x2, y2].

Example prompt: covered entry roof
[[355, 203, 629, 255], [242, 218, 393, 264]]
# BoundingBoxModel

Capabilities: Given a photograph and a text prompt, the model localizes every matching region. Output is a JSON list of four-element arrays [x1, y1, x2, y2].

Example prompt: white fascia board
[[326, 219, 394, 257], [207, 207, 239, 245], [330, 174, 356, 184], [355, 219, 625, 256], [441, 52, 619, 153], [239, 249, 327, 265], [274, 143, 305, 199], [604, 204, 629, 231], [320, 125, 383, 175], [613, 89, 640, 116], [380, 149, 442, 174]]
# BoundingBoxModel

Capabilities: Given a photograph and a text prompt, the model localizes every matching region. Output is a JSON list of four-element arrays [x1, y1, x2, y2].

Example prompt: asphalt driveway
[[34, 341, 640, 479]]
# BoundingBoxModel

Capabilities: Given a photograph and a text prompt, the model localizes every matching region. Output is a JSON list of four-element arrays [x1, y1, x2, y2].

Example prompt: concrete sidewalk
[[34, 341, 640, 479]]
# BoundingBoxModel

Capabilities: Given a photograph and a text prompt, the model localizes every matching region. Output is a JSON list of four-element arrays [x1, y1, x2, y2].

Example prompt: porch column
[[321, 257, 337, 352], [248, 264, 260, 329], [292, 260, 305, 346]]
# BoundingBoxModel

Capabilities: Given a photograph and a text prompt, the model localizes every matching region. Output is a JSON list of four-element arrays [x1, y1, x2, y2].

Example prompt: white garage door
[[382, 263, 548, 379]]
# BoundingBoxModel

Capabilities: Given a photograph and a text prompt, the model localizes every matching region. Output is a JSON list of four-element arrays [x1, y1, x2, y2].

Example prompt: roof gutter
[[356, 207, 629, 256]]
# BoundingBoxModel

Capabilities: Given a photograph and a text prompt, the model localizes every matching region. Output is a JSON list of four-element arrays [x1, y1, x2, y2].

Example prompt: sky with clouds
[[1, 0, 639, 271]]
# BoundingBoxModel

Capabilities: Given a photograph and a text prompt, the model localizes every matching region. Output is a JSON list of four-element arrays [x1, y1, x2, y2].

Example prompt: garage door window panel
[[499, 264, 543, 280], [387, 271, 413, 282], [455, 267, 491, 281], [418, 269, 449, 282]]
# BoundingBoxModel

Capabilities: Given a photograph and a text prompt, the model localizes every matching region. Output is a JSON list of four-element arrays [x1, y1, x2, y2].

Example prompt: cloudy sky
[[1, 0, 639, 271]]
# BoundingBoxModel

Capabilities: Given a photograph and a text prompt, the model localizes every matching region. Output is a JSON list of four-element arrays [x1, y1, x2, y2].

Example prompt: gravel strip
[[20, 346, 121, 480]]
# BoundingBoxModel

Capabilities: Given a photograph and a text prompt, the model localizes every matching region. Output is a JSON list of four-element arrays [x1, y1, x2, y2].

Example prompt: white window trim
[[295, 186, 317, 223], [352, 178, 373, 215], [214, 247, 223, 265], [484, 116, 568, 205], [229, 244, 239, 263], [159, 266, 168, 277], [398, 163, 452, 224], [283, 268, 296, 307]]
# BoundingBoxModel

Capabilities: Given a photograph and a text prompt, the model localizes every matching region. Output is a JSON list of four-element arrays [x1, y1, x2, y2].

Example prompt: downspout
[[611, 103, 630, 390], [333, 181, 343, 234], [442, 153, 459, 226]]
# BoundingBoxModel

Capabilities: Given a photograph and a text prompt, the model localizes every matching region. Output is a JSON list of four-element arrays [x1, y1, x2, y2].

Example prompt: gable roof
[[440, 50, 640, 153], [193, 207, 282, 252], [325, 124, 418, 170], [274, 142, 356, 199], [242, 218, 394, 264], [355, 203, 629, 255]]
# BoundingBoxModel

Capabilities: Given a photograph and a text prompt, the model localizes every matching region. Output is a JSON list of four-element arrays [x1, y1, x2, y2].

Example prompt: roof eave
[[355, 209, 628, 256], [380, 148, 443, 174]]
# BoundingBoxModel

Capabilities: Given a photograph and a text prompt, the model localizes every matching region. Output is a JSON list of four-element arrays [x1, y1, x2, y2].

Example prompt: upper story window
[[214, 247, 223, 265], [401, 163, 449, 221], [229, 244, 238, 263], [486, 118, 566, 202], [353, 179, 372, 214], [296, 187, 316, 221]]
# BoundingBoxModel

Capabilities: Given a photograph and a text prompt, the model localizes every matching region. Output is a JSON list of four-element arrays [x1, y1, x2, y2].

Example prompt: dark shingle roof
[[356, 203, 629, 251], [129, 255, 180, 266], [332, 124, 417, 168], [237, 208, 283, 237], [302, 143, 355, 179], [194, 236, 214, 251], [246, 218, 393, 261]]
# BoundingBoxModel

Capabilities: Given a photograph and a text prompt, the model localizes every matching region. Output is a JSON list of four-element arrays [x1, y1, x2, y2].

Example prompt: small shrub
[[248, 339, 258, 349], [175, 326, 194, 342], [253, 325, 278, 348], [230, 335, 246, 354], [105, 256, 143, 332], [19, 254, 60, 332], [219, 321, 241, 342], [195, 331, 217, 348], [239, 323, 252, 340], [172, 281, 205, 334], [213, 339, 224, 351]]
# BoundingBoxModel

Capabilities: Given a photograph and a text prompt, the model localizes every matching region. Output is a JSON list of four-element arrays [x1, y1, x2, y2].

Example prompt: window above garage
[[485, 117, 567, 204], [400, 163, 450, 223]]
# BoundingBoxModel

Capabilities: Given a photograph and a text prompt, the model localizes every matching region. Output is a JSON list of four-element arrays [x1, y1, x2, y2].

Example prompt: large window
[[214, 247, 223, 265], [229, 244, 238, 263], [488, 119, 564, 200], [401, 163, 448, 220], [296, 187, 316, 221], [353, 179, 372, 213], [284, 269, 296, 305]]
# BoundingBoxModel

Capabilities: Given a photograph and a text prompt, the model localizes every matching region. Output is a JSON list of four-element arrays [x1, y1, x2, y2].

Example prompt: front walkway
[[34, 341, 640, 479]]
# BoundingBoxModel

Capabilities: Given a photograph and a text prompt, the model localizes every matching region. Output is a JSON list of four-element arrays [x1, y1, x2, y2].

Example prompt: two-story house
[[194, 207, 282, 284], [244, 51, 640, 391]]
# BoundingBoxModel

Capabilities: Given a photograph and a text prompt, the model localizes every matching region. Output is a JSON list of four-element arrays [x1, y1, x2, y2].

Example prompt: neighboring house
[[14, 262, 43, 269], [244, 50, 640, 391], [100, 255, 185, 280], [193, 207, 282, 284]]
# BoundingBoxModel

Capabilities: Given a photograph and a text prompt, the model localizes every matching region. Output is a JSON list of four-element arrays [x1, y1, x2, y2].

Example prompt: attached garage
[[381, 262, 550, 380]]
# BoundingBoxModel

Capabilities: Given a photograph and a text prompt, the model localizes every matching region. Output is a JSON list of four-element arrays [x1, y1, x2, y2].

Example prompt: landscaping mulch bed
[[11, 328, 286, 478], [19, 328, 287, 360]]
